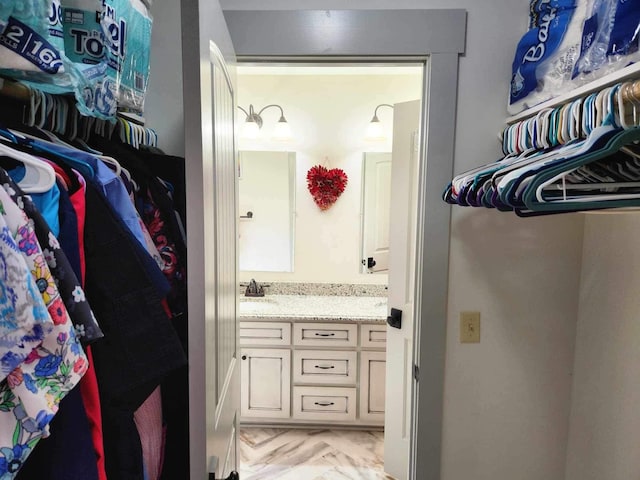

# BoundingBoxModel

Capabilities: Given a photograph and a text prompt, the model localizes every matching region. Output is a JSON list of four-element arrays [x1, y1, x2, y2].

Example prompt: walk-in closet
[[0, 1, 637, 480]]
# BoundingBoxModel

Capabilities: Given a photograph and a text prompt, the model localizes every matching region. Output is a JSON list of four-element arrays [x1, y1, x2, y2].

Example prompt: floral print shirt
[[0, 187, 88, 479], [0, 172, 104, 344], [0, 211, 52, 382]]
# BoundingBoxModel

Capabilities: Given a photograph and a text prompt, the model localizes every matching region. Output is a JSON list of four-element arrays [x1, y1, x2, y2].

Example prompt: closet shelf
[[506, 62, 640, 125]]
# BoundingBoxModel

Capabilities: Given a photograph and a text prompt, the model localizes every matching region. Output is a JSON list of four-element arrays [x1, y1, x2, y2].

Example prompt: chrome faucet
[[244, 278, 265, 297]]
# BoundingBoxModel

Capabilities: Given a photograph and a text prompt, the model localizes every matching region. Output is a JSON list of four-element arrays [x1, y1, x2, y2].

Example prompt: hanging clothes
[[0, 182, 88, 479]]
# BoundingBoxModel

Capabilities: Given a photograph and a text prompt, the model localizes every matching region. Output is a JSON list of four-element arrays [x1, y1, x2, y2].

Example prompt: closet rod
[[0, 77, 31, 102], [621, 80, 640, 103]]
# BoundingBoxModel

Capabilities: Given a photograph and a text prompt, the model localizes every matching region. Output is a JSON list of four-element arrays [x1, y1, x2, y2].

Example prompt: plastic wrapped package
[[0, 0, 66, 74], [0, 0, 117, 119], [574, 0, 640, 81], [0, 0, 153, 119], [0, 1, 15, 31], [116, 0, 152, 113], [509, 0, 588, 115], [61, 0, 118, 118], [572, 0, 614, 78]]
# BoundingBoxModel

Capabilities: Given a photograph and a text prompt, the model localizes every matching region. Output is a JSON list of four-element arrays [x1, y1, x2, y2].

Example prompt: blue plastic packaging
[[510, 1, 578, 105]]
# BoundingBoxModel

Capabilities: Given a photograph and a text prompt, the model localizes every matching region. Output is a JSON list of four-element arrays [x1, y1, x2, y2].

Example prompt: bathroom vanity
[[239, 295, 387, 427]]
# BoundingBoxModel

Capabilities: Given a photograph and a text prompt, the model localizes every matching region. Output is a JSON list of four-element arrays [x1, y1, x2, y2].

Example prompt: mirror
[[361, 152, 392, 274], [239, 151, 296, 272]]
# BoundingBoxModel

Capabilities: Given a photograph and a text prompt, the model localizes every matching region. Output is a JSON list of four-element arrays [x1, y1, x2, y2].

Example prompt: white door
[[384, 100, 421, 480], [362, 153, 392, 273], [207, 42, 240, 479], [183, 2, 239, 477]]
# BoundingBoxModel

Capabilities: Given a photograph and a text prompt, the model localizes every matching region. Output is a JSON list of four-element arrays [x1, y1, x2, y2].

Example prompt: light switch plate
[[460, 311, 480, 343]]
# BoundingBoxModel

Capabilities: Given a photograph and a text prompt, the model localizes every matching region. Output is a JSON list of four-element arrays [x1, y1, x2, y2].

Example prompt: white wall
[[565, 215, 640, 480], [237, 71, 422, 284], [225, 2, 587, 480]]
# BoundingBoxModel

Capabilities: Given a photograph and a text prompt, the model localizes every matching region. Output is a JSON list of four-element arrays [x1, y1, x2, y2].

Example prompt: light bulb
[[365, 120, 386, 141], [242, 120, 260, 139], [273, 120, 292, 141]]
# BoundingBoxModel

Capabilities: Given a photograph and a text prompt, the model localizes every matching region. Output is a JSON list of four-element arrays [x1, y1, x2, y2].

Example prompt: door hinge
[[413, 364, 419, 382]]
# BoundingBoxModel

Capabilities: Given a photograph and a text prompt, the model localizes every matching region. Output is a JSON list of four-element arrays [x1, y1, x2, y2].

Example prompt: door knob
[[387, 307, 402, 329], [367, 257, 377, 268]]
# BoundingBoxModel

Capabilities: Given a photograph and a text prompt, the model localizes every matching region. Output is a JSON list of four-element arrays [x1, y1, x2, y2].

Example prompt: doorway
[[236, 63, 423, 479]]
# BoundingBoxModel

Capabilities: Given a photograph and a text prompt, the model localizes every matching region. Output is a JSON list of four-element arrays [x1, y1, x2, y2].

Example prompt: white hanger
[[0, 141, 56, 193]]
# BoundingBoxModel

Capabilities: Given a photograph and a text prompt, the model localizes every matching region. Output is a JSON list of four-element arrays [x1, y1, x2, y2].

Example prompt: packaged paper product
[[61, 0, 117, 118], [113, 0, 152, 112], [573, 0, 640, 81], [509, 0, 587, 114], [0, 0, 66, 74]]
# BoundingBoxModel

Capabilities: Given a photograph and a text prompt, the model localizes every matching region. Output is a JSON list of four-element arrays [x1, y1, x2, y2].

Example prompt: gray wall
[[565, 215, 640, 480], [145, 0, 185, 157]]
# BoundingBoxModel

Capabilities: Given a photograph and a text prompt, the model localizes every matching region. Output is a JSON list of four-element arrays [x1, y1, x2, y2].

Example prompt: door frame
[[224, 9, 466, 480]]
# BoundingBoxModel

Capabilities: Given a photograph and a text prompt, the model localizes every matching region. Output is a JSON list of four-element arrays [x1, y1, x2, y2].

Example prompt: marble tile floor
[[240, 427, 396, 480]]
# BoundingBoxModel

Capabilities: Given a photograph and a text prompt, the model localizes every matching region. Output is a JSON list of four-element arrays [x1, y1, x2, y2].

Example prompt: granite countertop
[[239, 295, 388, 323]]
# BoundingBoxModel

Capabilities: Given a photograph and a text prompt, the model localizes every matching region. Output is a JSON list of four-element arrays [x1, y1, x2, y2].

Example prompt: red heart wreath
[[306, 165, 348, 210]]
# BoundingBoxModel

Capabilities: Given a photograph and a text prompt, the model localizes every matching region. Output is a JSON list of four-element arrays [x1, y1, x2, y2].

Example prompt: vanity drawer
[[292, 386, 356, 422], [293, 350, 357, 385], [360, 324, 387, 348], [240, 322, 291, 346], [293, 323, 357, 347]]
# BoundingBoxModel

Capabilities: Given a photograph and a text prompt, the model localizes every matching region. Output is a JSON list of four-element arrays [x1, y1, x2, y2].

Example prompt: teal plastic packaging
[[0, 0, 66, 74], [61, 0, 117, 118], [102, 0, 152, 113]]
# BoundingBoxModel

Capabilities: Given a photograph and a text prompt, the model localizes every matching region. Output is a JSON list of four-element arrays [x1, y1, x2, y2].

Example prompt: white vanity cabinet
[[239, 319, 386, 426], [241, 348, 291, 419]]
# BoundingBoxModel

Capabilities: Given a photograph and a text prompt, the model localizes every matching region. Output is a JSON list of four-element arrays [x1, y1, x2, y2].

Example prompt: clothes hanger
[[9, 128, 96, 179], [495, 123, 619, 209], [522, 90, 640, 211], [0, 139, 57, 193]]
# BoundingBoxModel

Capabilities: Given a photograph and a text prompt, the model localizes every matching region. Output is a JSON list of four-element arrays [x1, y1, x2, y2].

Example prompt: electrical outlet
[[460, 311, 480, 343]]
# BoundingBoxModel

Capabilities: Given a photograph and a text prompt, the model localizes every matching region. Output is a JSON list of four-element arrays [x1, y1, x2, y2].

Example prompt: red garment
[[69, 170, 88, 286], [50, 163, 107, 480], [81, 347, 108, 480]]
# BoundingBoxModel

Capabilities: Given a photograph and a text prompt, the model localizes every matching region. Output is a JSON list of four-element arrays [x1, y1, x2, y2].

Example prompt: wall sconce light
[[366, 103, 394, 141], [237, 104, 292, 140]]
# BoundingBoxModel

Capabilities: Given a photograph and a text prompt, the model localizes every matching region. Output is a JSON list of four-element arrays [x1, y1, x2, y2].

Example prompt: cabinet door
[[241, 348, 290, 419], [360, 351, 386, 424]]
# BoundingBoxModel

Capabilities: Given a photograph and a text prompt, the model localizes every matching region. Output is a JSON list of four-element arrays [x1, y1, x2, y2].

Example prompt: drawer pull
[[315, 332, 336, 337], [314, 401, 335, 407], [314, 364, 335, 370]]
